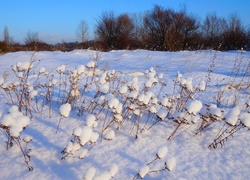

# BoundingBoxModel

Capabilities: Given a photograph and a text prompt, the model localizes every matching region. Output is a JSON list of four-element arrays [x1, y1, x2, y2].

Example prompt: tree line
[[1, 5, 250, 52]]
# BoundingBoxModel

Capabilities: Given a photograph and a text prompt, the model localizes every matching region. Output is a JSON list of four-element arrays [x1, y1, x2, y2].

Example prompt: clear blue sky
[[1, 0, 250, 44]]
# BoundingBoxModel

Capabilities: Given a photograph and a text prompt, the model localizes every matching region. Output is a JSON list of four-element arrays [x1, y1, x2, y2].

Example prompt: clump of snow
[[56, 65, 66, 74], [139, 165, 150, 179], [109, 164, 119, 178], [100, 83, 109, 94], [86, 114, 97, 128], [73, 127, 82, 137], [77, 65, 85, 75], [198, 80, 206, 91], [86, 61, 96, 68], [105, 129, 115, 140], [225, 107, 240, 126], [39, 67, 46, 74], [156, 108, 168, 120], [90, 132, 99, 143], [108, 98, 119, 109], [185, 100, 203, 115], [0, 106, 30, 138], [165, 157, 176, 171], [23, 135, 33, 143], [79, 148, 88, 159], [16, 61, 33, 72], [239, 113, 250, 129], [84, 167, 96, 180], [59, 103, 71, 118], [118, 85, 127, 94], [157, 146, 168, 159], [80, 126, 93, 145]]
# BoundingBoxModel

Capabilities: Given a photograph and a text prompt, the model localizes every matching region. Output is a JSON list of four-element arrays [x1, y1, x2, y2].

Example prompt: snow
[[185, 100, 203, 115], [156, 108, 168, 120], [239, 113, 250, 129], [0, 50, 250, 179], [59, 103, 71, 118], [157, 146, 168, 159], [225, 107, 240, 126], [166, 157, 176, 171], [86, 114, 97, 127], [56, 64, 66, 73], [139, 165, 150, 178], [73, 127, 82, 137], [84, 167, 96, 180], [105, 129, 115, 140], [100, 83, 109, 94], [109, 164, 119, 177]]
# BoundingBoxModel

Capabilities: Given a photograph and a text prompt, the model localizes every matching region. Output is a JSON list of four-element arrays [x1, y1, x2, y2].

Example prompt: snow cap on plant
[[79, 148, 88, 159], [156, 108, 168, 120], [165, 157, 176, 171], [84, 167, 96, 180], [198, 80, 206, 91], [16, 61, 33, 72], [56, 64, 66, 74], [76, 65, 85, 75], [59, 103, 71, 118], [23, 135, 33, 143], [109, 164, 119, 178], [239, 112, 250, 129], [157, 146, 168, 159], [225, 107, 240, 126], [185, 100, 203, 115], [105, 129, 115, 140], [39, 67, 46, 74], [139, 165, 150, 179], [86, 61, 95, 68], [118, 85, 128, 94], [0, 106, 30, 138], [86, 114, 97, 128], [73, 127, 82, 137], [79, 126, 93, 145], [100, 83, 109, 94]]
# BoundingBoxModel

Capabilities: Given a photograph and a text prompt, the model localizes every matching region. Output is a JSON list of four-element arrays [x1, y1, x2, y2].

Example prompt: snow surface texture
[[0, 50, 250, 179]]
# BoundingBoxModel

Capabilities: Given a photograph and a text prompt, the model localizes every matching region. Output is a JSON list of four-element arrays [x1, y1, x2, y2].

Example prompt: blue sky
[[1, 0, 250, 44]]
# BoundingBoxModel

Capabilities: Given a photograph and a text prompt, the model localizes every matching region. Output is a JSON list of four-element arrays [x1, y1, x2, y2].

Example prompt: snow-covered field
[[0, 50, 250, 179]]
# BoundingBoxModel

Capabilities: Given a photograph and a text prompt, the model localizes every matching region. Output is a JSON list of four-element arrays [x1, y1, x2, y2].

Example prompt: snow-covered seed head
[[100, 83, 109, 94], [23, 135, 33, 143], [86, 114, 97, 128], [109, 164, 119, 178], [185, 100, 203, 115], [239, 113, 250, 129], [139, 166, 150, 179], [165, 157, 176, 171], [84, 167, 96, 180], [156, 108, 168, 120], [225, 107, 240, 126], [59, 103, 71, 118], [79, 148, 88, 159], [73, 127, 82, 137], [39, 67, 46, 74], [118, 85, 128, 94], [86, 61, 95, 68], [56, 65, 66, 74], [105, 129, 115, 140], [157, 146, 168, 159]]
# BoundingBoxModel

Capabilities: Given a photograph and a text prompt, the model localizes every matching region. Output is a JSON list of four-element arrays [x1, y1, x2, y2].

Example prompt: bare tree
[[76, 20, 89, 48], [95, 12, 134, 50], [202, 13, 225, 49], [142, 5, 174, 51], [3, 26, 10, 46], [222, 13, 247, 50]]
